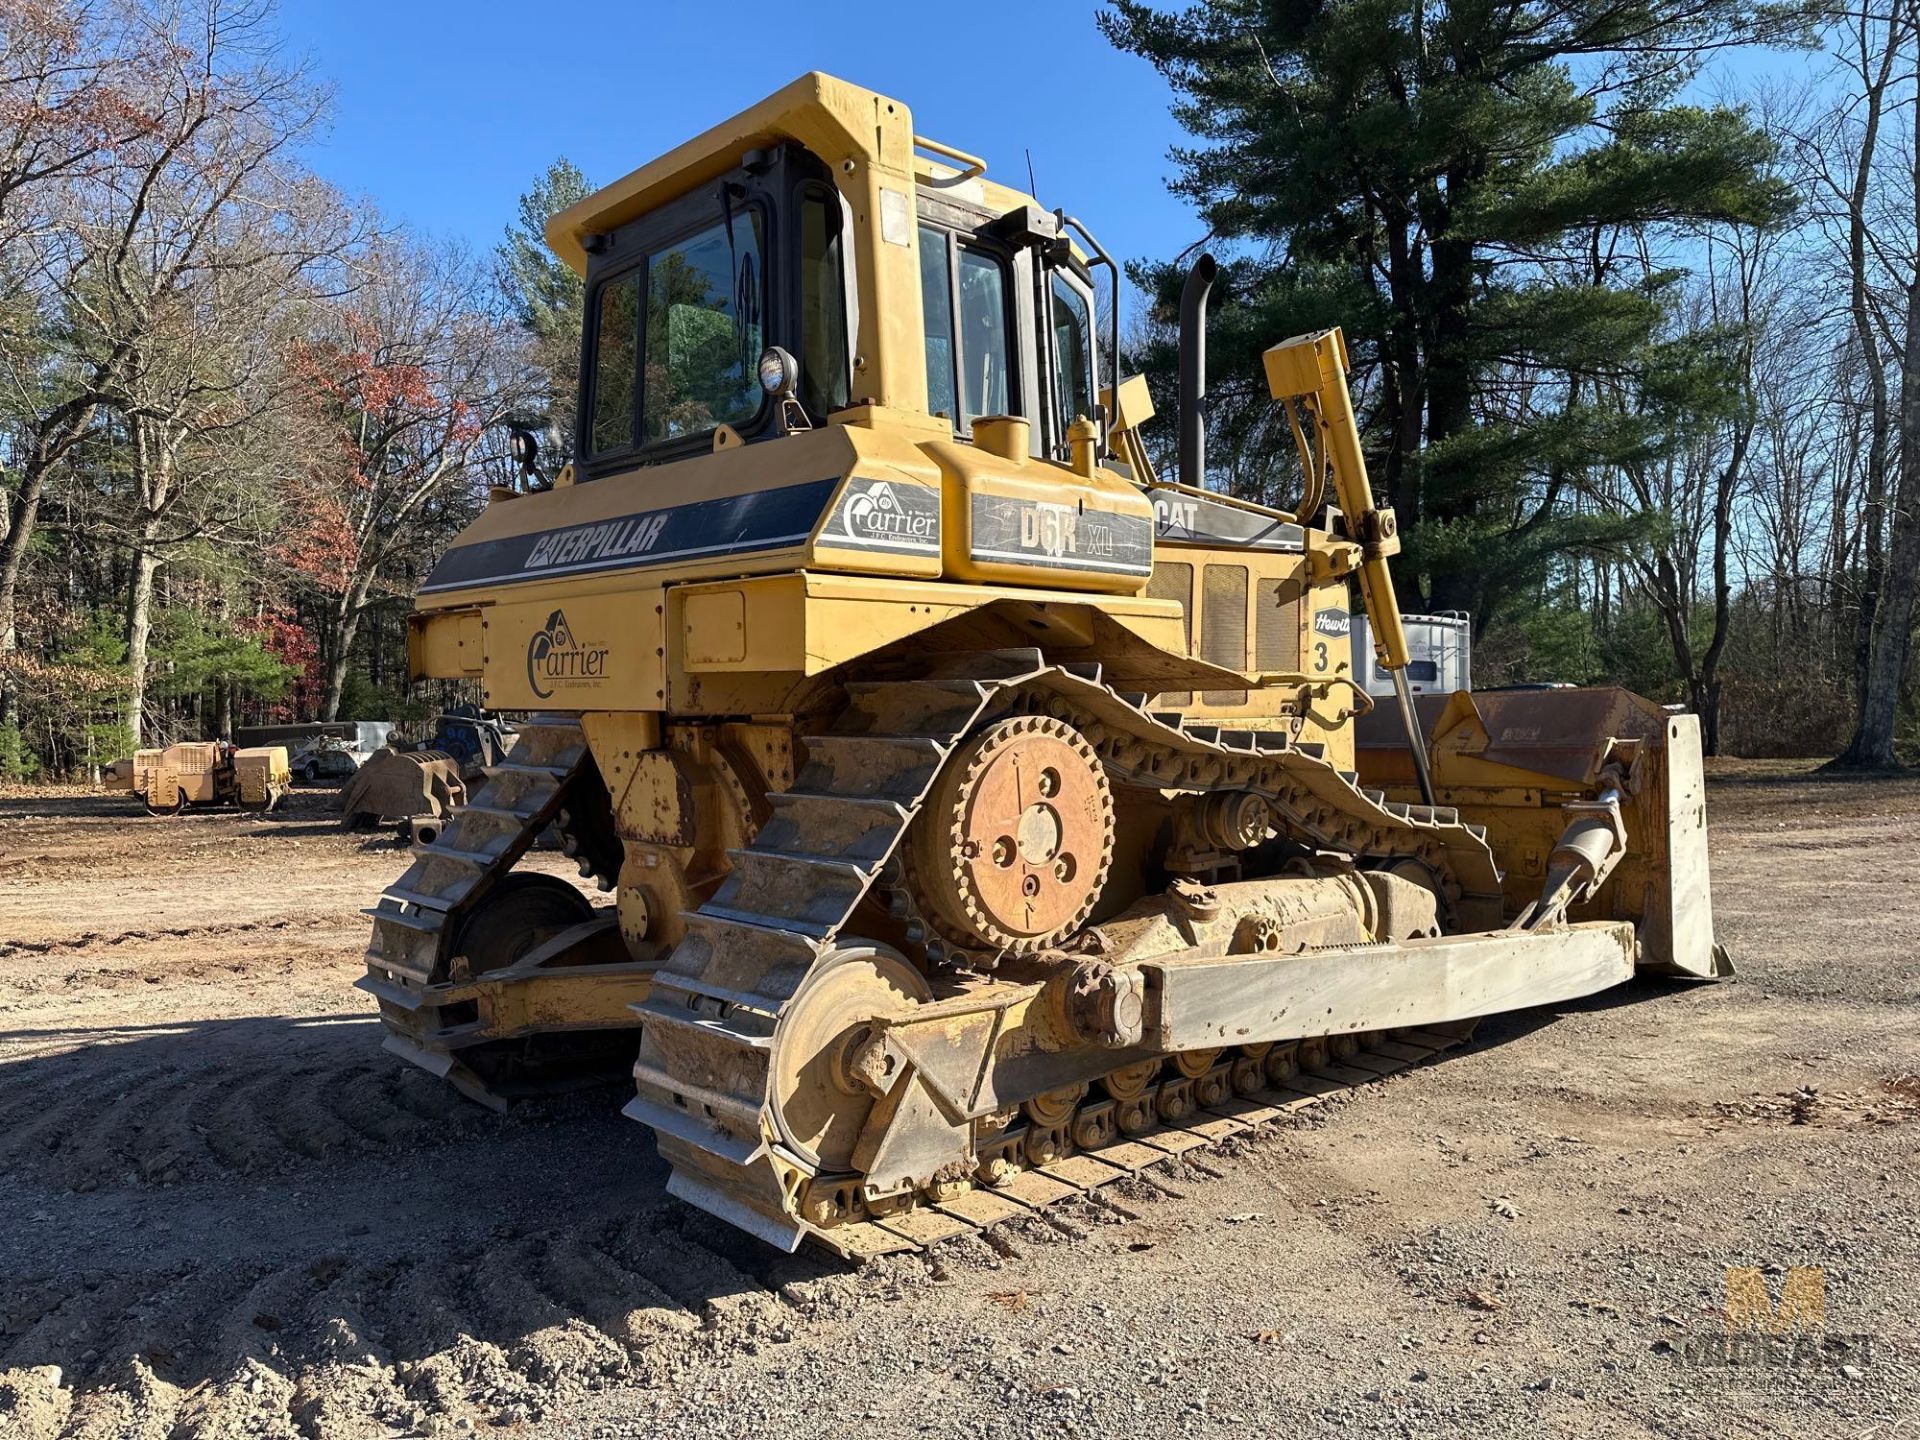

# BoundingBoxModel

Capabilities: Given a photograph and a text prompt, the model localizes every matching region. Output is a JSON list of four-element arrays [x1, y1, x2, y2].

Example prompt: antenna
[[1025, 147, 1038, 197]]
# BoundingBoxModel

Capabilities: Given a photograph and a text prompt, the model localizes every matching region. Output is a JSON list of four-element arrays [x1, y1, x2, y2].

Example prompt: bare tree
[[0, 0, 326, 735], [98, 172, 356, 742], [1809, 0, 1920, 766], [285, 239, 533, 719], [0, 0, 152, 247]]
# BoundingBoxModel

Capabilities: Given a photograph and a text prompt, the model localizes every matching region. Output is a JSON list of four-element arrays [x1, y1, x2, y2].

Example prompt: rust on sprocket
[[907, 714, 1115, 956]]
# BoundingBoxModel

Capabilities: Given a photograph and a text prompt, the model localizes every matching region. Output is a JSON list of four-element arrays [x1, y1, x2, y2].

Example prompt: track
[[632, 650, 1503, 1252], [806, 1026, 1478, 1255], [360, 716, 614, 1104]]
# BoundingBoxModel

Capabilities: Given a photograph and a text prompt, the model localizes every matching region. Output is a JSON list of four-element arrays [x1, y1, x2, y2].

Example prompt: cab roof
[[545, 71, 1062, 273]]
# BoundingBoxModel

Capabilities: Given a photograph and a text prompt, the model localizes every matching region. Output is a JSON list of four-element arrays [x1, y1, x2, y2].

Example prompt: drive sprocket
[[905, 714, 1114, 956]]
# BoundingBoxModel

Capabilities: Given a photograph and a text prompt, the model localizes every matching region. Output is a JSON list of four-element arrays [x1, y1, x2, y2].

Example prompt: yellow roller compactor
[[361, 74, 1728, 1255]]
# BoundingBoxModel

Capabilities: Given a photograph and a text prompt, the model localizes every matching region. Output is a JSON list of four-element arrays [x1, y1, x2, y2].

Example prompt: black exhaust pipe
[[1177, 254, 1217, 490]]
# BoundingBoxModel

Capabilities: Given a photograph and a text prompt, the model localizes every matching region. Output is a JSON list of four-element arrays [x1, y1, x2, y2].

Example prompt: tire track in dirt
[[0, 1040, 534, 1192], [0, 916, 346, 962], [0, 1201, 994, 1439]]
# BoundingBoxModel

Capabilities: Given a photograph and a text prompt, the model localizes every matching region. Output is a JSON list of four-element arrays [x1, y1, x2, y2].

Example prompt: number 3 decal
[[1313, 640, 1330, 672]]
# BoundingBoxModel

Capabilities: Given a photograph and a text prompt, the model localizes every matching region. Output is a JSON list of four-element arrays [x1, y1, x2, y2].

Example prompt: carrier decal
[[969, 494, 1153, 576], [1149, 487, 1304, 552], [819, 477, 940, 554], [420, 478, 839, 593], [525, 609, 608, 699]]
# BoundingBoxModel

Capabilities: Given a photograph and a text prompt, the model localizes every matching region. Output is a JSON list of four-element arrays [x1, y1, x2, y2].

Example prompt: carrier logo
[[1313, 609, 1352, 637], [526, 609, 608, 699], [832, 478, 938, 551]]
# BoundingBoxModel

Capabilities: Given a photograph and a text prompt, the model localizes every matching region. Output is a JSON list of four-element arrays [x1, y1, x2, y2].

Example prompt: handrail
[[912, 135, 986, 182]]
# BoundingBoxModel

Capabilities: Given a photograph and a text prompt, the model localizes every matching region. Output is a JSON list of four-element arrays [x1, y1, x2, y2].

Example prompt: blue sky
[[275, 2, 1202, 308]]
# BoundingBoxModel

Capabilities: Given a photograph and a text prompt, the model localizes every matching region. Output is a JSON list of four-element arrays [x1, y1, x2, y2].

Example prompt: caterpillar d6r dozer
[[361, 73, 1727, 1256]]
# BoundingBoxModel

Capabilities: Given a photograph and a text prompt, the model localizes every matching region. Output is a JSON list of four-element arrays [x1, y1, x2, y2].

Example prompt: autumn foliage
[[0, 0, 532, 774]]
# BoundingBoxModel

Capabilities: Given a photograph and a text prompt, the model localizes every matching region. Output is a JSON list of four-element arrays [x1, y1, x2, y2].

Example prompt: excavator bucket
[[340, 749, 467, 829]]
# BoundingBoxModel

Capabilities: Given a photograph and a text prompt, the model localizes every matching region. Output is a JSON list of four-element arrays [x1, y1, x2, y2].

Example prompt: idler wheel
[[770, 946, 931, 1172]]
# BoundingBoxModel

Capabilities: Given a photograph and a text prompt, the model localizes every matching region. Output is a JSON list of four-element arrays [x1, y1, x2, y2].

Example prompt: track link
[[819, 1026, 1476, 1256], [627, 651, 1504, 1253], [359, 715, 607, 1107]]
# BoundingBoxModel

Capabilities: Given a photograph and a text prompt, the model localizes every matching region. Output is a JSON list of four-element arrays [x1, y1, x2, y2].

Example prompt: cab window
[[589, 274, 640, 454], [799, 187, 850, 419], [586, 210, 766, 456], [958, 248, 1010, 422], [1049, 273, 1095, 436], [641, 212, 764, 442], [919, 223, 1013, 432], [920, 227, 957, 424]]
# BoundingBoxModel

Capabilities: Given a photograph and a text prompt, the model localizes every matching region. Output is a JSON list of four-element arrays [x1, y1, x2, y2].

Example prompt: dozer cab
[[360, 74, 1726, 1256]]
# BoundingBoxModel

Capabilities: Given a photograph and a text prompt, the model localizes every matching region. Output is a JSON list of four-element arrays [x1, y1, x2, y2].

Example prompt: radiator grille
[[1147, 562, 1193, 707], [1255, 577, 1301, 674], [1201, 563, 1248, 707]]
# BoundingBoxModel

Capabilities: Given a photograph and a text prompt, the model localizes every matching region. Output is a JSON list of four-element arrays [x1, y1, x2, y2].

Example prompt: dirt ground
[[0, 766, 1915, 1440]]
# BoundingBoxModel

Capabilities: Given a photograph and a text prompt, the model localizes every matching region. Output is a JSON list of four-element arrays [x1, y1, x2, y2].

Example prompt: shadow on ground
[[0, 1008, 852, 1431]]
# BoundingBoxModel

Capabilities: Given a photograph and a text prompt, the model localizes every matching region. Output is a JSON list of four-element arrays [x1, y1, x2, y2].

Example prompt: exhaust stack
[[1177, 254, 1217, 489]]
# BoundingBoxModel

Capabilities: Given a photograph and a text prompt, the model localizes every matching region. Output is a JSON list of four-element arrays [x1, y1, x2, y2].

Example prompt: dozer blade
[[1354, 687, 1729, 978]]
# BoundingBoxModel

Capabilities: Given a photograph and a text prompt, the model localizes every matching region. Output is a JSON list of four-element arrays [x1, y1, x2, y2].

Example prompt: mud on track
[[1, 768, 1918, 1439]]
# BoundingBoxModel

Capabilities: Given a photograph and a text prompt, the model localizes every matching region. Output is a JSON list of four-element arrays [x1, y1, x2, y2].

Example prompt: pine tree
[[496, 158, 594, 459], [1102, 0, 1797, 621]]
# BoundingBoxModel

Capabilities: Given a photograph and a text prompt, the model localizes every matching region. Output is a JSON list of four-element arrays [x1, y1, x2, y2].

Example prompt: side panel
[[409, 609, 483, 680], [480, 591, 667, 712], [928, 438, 1157, 594]]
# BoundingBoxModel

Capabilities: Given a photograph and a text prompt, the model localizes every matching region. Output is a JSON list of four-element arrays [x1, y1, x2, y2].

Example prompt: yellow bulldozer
[[359, 74, 1727, 1256]]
